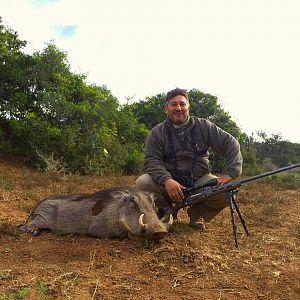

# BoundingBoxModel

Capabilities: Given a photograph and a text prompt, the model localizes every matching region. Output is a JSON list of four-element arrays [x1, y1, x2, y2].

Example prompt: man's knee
[[135, 173, 159, 193], [189, 173, 228, 222], [135, 174, 171, 210], [195, 173, 218, 185]]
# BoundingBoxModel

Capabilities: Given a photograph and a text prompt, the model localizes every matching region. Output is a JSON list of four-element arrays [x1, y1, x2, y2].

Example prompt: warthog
[[19, 187, 173, 241]]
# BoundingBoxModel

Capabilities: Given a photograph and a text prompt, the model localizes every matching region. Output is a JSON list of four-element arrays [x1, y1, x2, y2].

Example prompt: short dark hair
[[165, 88, 189, 104]]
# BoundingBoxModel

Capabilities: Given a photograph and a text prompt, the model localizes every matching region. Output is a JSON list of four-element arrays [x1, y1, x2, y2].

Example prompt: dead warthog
[[19, 187, 173, 241]]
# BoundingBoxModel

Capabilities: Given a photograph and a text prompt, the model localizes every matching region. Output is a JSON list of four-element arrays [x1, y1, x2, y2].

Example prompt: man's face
[[164, 95, 190, 125]]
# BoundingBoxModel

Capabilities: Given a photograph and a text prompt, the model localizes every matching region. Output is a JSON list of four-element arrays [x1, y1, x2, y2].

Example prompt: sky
[[1, 0, 299, 142]]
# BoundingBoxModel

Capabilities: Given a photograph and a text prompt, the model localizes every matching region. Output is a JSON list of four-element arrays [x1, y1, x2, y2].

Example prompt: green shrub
[[264, 172, 300, 189], [123, 149, 144, 175]]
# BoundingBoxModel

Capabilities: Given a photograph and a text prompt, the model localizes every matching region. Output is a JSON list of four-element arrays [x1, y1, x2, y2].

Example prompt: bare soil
[[0, 156, 299, 299]]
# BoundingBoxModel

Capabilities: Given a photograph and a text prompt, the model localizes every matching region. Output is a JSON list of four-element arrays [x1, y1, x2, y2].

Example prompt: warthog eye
[[128, 201, 136, 208], [128, 196, 138, 209]]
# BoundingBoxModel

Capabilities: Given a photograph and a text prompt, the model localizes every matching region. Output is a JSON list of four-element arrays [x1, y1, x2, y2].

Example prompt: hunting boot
[[187, 207, 206, 230]]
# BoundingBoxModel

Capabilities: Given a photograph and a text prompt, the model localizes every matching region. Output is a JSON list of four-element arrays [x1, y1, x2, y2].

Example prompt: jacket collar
[[165, 116, 195, 132]]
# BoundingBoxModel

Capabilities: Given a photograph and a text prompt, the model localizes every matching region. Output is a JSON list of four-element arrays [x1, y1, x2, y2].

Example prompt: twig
[[172, 279, 179, 289], [91, 279, 99, 300], [50, 272, 74, 285], [172, 270, 196, 289], [180, 270, 195, 278]]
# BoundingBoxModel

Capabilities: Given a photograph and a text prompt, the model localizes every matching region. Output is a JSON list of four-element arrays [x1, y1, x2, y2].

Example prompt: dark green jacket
[[144, 116, 243, 185]]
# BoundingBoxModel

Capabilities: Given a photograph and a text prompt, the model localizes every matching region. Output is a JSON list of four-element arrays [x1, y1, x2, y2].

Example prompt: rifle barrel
[[239, 163, 300, 184]]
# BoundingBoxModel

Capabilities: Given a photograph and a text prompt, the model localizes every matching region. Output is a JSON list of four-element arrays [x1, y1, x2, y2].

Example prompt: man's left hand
[[217, 175, 234, 185]]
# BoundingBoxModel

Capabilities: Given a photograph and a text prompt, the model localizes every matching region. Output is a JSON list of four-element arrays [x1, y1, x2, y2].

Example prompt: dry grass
[[0, 157, 300, 299]]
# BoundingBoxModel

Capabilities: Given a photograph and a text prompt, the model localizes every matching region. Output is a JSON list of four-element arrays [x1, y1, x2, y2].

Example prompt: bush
[[123, 149, 144, 175], [8, 114, 61, 158], [264, 172, 300, 189]]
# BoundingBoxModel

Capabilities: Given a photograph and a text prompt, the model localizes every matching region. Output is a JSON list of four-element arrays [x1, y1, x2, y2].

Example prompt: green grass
[[36, 282, 48, 299], [262, 172, 300, 189], [0, 176, 15, 190], [17, 288, 30, 299], [0, 220, 20, 238]]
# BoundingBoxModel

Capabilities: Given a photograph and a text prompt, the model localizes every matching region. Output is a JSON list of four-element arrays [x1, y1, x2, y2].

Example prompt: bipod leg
[[231, 194, 250, 237], [226, 191, 239, 248]]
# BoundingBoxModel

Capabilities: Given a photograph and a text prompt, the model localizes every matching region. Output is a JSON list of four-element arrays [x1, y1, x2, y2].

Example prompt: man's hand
[[217, 175, 234, 185], [163, 178, 185, 202]]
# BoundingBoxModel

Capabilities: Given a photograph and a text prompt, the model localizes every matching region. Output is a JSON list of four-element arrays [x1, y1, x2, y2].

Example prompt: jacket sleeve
[[202, 119, 243, 178], [143, 129, 172, 185]]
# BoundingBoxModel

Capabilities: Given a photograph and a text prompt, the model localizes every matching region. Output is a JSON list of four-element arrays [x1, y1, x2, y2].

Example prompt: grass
[[17, 288, 30, 299], [0, 284, 47, 300], [0, 220, 20, 238], [0, 177, 15, 190], [261, 203, 280, 218], [1, 157, 300, 299], [263, 172, 300, 189], [0, 270, 12, 280], [36, 282, 48, 300], [295, 223, 300, 239]]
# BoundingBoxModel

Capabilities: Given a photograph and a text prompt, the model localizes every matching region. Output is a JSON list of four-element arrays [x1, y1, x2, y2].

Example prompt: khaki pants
[[135, 173, 228, 222]]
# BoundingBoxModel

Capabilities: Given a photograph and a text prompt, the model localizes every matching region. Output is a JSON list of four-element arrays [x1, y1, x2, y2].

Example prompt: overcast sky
[[1, 0, 299, 142]]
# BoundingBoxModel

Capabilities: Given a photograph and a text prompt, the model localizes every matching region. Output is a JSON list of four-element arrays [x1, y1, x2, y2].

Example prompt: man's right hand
[[163, 178, 185, 203]]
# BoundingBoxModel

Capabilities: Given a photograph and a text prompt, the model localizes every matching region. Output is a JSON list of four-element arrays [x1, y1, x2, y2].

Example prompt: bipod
[[226, 189, 250, 248]]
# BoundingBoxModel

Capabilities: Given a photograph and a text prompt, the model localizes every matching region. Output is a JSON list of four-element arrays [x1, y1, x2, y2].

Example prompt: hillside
[[0, 157, 299, 299]]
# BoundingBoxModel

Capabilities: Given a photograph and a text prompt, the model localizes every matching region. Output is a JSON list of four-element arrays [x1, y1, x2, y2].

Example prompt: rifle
[[172, 163, 300, 248]]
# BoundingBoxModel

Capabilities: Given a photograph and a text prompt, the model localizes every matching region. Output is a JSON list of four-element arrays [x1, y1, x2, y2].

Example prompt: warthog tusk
[[168, 214, 174, 225], [139, 214, 146, 230], [160, 212, 174, 226]]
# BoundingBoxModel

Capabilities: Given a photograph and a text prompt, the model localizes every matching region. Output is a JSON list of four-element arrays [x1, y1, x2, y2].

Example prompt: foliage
[[0, 219, 20, 237], [240, 148, 262, 175], [0, 18, 299, 175], [263, 172, 300, 190], [0, 19, 148, 175], [0, 18, 31, 120], [35, 282, 48, 299], [17, 288, 30, 299], [253, 132, 300, 167], [127, 93, 166, 130], [188, 89, 246, 143]]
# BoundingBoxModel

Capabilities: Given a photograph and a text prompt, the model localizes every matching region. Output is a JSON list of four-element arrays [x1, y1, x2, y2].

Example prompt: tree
[[188, 89, 245, 142], [0, 19, 151, 175], [254, 132, 300, 168], [127, 93, 166, 130], [0, 18, 31, 119]]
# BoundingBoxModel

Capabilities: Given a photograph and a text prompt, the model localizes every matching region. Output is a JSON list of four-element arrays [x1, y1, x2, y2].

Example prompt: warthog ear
[[110, 190, 129, 200], [148, 193, 156, 203]]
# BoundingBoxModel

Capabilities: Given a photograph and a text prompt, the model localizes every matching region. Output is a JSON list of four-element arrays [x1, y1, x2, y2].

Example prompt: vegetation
[[0, 18, 299, 175]]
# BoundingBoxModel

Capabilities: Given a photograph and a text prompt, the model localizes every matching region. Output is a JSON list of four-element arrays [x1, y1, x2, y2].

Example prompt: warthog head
[[113, 189, 173, 241]]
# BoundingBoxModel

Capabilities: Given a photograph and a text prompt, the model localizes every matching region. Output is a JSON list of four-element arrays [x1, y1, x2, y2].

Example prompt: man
[[135, 88, 243, 229]]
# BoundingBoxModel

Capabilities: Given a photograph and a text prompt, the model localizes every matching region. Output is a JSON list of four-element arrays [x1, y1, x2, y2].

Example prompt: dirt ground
[[0, 156, 300, 300]]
